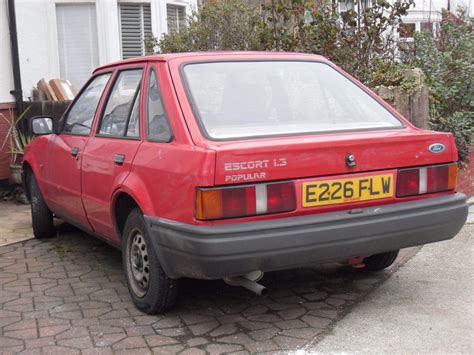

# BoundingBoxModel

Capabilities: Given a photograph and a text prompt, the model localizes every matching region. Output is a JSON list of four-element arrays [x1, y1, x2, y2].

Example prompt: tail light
[[196, 181, 296, 220], [396, 163, 457, 197]]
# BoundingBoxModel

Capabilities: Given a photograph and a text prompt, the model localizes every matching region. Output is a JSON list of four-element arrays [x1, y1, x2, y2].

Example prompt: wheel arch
[[22, 160, 35, 200], [113, 192, 139, 239], [111, 186, 153, 239]]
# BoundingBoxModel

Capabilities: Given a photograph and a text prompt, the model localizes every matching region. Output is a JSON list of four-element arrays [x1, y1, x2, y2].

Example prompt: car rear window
[[182, 61, 403, 140]]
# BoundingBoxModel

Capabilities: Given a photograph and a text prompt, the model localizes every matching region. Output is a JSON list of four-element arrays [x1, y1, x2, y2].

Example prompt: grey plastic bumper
[[144, 193, 468, 279]]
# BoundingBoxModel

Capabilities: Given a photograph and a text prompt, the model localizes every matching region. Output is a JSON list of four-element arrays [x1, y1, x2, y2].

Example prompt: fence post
[[376, 68, 430, 129]]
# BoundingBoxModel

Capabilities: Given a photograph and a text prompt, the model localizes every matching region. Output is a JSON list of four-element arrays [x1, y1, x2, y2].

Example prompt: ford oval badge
[[428, 143, 446, 154]]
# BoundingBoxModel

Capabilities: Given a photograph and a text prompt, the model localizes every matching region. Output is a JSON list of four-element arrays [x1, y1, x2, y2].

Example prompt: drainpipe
[[7, 0, 24, 116]]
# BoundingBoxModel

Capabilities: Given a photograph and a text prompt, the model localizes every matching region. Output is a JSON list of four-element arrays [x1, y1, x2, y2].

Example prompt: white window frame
[[118, 2, 153, 59], [49, 0, 121, 78], [166, 2, 186, 33], [55, 2, 100, 89], [164, 1, 190, 33], [398, 22, 417, 42]]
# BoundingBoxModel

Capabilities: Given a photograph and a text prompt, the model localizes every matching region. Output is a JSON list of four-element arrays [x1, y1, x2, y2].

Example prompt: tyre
[[122, 208, 178, 314], [363, 250, 399, 271], [28, 173, 54, 239]]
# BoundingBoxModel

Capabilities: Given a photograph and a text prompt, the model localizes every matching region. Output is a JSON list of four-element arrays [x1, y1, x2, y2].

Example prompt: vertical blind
[[167, 4, 186, 33], [119, 3, 153, 59], [56, 4, 99, 90]]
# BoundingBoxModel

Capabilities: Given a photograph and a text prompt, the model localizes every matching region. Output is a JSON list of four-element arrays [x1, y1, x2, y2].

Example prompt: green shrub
[[155, 0, 413, 87], [431, 112, 473, 164], [262, 0, 413, 85], [152, 1, 472, 163], [156, 0, 271, 53], [401, 9, 473, 164]]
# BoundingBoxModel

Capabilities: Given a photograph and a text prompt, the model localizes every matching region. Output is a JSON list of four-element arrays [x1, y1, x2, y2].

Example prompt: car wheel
[[122, 208, 178, 314], [28, 173, 54, 239], [363, 250, 400, 271]]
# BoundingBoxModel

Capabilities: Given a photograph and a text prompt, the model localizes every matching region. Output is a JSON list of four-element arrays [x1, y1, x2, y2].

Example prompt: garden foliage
[[154, 0, 473, 163], [401, 10, 473, 163]]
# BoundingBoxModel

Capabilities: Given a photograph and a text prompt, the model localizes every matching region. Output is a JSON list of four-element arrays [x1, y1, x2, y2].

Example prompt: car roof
[[93, 51, 328, 73]]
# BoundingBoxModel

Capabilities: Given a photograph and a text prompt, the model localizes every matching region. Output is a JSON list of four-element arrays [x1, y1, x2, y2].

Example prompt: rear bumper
[[144, 193, 468, 279]]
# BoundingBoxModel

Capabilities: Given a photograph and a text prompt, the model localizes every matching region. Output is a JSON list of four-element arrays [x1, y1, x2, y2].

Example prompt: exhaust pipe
[[224, 271, 269, 296]]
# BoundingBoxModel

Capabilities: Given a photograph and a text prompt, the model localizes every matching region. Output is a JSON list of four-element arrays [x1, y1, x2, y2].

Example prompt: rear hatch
[[194, 128, 457, 221], [170, 54, 458, 221]]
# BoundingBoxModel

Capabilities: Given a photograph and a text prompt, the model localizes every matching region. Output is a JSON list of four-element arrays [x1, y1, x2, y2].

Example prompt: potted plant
[[0, 107, 32, 185]]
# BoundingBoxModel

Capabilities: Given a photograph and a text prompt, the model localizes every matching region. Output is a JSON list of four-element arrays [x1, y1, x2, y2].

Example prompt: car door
[[45, 73, 112, 229], [81, 66, 145, 240]]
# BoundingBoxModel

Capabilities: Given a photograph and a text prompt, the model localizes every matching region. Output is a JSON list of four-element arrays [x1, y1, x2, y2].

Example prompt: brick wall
[[0, 101, 71, 181], [0, 103, 15, 180]]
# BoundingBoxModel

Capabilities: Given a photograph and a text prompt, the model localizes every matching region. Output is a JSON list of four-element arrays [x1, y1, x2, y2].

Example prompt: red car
[[24, 52, 468, 314]]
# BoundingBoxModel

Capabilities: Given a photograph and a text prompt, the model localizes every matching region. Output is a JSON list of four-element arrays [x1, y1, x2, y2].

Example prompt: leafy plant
[[51, 236, 70, 260], [431, 112, 473, 165], [0, 107, 32, 165], [401, 9, 473, 164], [262, 0, 413, 85], [155, 0, 413, 88], [155, 0, 271, 53], [151, 1, 472, 163]]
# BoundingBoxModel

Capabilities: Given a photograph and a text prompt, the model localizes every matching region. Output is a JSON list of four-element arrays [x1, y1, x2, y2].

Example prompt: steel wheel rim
[[127, 231, 150, 298]]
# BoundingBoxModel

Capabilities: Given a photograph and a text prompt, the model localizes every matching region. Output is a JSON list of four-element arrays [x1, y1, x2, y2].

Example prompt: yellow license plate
[[302, 174, 394, 207]]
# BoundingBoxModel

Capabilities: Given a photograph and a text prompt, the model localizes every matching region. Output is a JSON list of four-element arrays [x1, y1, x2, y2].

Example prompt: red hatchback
[[24, 52, 468, 314]]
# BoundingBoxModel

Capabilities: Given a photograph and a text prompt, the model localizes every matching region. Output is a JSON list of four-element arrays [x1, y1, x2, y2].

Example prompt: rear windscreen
[[182, 61, 403, 140]]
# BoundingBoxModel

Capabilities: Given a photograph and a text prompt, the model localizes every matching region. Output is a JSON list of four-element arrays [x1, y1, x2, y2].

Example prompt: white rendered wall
[[0, 1, 14, 104], [15, 0, 60, 100], [403, 0, 473, 23]]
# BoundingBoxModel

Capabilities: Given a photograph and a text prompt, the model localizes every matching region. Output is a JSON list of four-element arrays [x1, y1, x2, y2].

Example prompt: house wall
[[401, 0, 473, 31], [0, 0, 195, 180], [0, 1, 14, 179], [0, 1, 14, 105], [0, 0, 197, 104], [15, 0, 62, 101]]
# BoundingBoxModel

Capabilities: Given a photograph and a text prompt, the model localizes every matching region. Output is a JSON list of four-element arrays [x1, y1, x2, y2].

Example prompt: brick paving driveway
[[0, 201, 416, 354]]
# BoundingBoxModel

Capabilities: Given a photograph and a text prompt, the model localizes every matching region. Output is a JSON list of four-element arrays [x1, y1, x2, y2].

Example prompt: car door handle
[[70, 147, 79, 158], [114, 154, 125, 165]]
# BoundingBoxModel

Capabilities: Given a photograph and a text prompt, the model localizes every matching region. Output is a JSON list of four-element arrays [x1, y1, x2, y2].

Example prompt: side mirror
[[30, 116, 54, 135]]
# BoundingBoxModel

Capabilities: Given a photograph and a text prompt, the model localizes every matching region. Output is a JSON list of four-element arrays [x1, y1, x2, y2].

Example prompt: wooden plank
[[37, 79, 58, 101], [49, 79, 77, 101]]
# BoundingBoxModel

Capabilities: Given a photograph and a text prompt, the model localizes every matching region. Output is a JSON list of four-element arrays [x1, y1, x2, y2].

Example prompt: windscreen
[[182, 61, 403, 140]]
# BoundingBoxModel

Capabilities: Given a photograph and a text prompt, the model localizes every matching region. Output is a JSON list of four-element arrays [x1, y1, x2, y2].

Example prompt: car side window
[[63, 73, 111, 135], [98, 69, 143, 138], [126, 89, 140, 138], [147, 69, 172, 142]]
